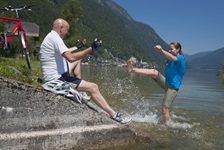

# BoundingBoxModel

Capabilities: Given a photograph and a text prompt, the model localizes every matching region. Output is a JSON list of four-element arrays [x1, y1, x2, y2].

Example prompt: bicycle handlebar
[[0, 5, 35, 12]]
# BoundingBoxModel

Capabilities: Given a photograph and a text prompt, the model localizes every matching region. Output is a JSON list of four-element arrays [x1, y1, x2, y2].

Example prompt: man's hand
[[91, 38, 102, 51], [76, 39, 87, 49]]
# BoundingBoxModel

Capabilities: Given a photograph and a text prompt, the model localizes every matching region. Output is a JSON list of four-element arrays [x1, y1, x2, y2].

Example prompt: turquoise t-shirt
[[165, 55, 186, 90]]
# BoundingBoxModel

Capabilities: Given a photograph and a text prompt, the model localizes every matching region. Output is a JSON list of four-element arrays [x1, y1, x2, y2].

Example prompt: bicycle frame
[[0, 15, 28, 49], [0, 5, 34, 69]]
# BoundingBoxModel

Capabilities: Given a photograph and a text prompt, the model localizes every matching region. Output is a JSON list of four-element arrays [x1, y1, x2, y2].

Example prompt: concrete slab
[[0, 76, 141, 149]]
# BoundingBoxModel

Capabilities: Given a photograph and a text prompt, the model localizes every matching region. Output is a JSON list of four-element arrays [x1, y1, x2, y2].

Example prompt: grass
[[0, 57, 42, 87]]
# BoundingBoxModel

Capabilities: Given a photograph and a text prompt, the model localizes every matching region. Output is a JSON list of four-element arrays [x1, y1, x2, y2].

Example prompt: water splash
[[126, 112, 160, 124], [100, 75, 196, 130], [125, 112, 197, 130], [165, 120, 193, 129], [171, 114, 189, 121]]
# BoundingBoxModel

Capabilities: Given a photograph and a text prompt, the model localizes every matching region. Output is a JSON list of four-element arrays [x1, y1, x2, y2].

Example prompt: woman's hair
[[165, 42, 184, 65], [170, 42, 184, 55]]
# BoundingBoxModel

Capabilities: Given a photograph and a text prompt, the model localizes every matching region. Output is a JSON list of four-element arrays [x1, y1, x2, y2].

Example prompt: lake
[[81, 65, 224, 150]]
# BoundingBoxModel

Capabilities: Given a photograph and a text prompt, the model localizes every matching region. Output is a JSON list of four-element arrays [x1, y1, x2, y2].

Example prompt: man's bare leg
[[127, 59, 158, 78], [77, 80, 116, 117], [69, 60, 91, 100], [68, 60, 81, 78]]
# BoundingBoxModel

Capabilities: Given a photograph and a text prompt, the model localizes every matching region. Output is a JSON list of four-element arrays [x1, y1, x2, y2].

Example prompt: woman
[[127, 42, 186, 123]]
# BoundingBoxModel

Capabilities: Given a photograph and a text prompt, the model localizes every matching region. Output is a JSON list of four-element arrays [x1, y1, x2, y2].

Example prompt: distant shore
[[216, 70, 224, 78], [81, 56, 159, 69]]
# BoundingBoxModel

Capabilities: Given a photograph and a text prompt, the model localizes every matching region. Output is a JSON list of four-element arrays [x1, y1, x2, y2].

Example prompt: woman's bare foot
[[127, 59, 134, 74]]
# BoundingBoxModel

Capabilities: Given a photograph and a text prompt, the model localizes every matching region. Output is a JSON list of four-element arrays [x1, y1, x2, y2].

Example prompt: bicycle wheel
[[0, 35, 4, 49], [20, 32, 31, 69], [0, 35, 11, 55]]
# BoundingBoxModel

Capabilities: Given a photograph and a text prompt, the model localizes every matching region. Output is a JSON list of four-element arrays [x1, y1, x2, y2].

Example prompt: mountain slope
[[185, 51, 212, 62], [105, 0, 167, 62], [77, 0, 168, 63], [186, 48, 224, 69], [1, 0, 168, 65]]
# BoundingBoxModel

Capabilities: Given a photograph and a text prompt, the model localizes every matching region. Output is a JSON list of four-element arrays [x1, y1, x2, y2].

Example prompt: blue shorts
[[58, 72, 82, 89]]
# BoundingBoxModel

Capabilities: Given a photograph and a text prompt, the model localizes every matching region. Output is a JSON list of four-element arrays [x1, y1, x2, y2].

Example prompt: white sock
[[112, 112, 118, 119]]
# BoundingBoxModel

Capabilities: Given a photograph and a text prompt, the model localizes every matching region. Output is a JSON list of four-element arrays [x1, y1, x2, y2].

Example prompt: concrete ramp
[[0, 76, 138, 149]]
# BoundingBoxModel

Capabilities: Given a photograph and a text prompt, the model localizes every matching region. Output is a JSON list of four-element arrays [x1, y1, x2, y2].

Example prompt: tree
[[60, 0, 82, 23], [60, 0, 83, 46]]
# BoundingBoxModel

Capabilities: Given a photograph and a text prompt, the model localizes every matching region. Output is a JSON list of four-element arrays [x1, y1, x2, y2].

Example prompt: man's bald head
[[52, 18, 70, 39]]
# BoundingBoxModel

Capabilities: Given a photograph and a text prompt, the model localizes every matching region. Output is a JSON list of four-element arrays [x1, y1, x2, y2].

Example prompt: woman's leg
[[162, 106, 170, 122], [162, 88, 178, 122], [127, 59, 158, 78], [128, 59, 173, 122]]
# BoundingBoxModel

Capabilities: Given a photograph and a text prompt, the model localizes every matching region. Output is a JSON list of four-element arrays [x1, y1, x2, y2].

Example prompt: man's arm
[[63, 47, 93, 63], [63, 38, 102, 62], [67, 46, 78, 52], [67, 39, 87, 52]]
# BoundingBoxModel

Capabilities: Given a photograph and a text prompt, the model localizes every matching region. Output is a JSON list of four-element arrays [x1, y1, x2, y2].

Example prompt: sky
[[112, 0, 224, 55]]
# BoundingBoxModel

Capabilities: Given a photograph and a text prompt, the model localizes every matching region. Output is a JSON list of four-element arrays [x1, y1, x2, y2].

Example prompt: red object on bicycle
[[0, 5, 35, 69]]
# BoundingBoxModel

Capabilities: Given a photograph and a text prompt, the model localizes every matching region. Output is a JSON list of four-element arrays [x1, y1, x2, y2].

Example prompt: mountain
[[78, 0, 167, 63], [186, 48, 224, 69], [1, 0, 168, 65], [185, 51, 212, 62]]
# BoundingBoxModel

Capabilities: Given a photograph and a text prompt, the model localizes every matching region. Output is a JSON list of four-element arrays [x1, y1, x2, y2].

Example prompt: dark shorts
[[153, 72, 178, 108], [58, 72, 82, 89]]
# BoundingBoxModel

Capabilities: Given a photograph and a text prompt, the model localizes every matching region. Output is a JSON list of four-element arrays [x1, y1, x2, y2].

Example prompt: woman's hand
[[154, 45, 163, 52]]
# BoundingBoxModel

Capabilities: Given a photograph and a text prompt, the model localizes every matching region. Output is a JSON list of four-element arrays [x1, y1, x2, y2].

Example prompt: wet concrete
[[0, 76, 149, 150]]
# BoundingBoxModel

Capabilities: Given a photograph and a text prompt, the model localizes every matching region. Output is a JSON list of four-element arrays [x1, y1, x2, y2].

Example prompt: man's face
[[61, 24, 70, 39]]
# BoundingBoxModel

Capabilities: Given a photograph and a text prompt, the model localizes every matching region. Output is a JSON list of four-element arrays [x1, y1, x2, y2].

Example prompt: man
[[40, 18, 124, 123]]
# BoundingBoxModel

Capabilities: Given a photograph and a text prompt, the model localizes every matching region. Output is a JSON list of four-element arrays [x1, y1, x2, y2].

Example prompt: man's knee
[[77, 60, 81, 64], [71, 60, 81, 66], [69, 60, 81, 73], [89, 82, 99, 93]]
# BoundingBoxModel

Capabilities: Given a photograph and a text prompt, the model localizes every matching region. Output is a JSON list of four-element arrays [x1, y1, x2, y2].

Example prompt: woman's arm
[[154, 45, 177, 62]]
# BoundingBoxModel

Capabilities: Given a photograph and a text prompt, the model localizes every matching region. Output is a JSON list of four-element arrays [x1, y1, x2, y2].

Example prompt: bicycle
[[0, 5, 35, 69]]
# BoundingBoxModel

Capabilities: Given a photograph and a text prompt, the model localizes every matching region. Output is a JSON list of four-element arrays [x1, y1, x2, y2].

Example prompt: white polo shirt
[[40, 30, 68, 81]]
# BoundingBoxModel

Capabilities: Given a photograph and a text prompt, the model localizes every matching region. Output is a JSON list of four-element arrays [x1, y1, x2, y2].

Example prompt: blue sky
[[112, 0, 224, 55]]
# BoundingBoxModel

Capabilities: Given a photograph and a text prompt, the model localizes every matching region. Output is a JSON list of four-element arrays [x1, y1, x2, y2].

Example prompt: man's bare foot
[[127, 59, 134, 74]]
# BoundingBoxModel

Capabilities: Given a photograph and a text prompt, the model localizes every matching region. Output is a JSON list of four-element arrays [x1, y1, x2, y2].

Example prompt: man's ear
[[59, 26, 63, 33]]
